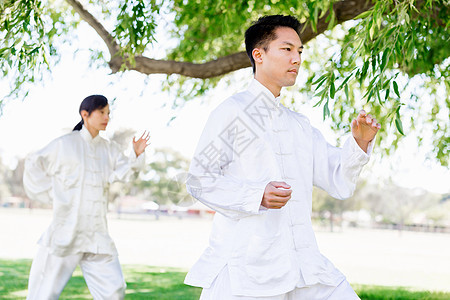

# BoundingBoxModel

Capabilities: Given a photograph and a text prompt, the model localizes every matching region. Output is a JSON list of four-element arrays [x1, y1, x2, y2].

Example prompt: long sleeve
[[186, 99, 266, 220], [312, 128, 373, 199], [23, 139, 61, 204], [108, 141, 145, 183]]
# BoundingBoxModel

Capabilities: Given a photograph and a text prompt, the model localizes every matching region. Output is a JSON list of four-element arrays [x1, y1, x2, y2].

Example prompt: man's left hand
[[351, 110, 381, 153]]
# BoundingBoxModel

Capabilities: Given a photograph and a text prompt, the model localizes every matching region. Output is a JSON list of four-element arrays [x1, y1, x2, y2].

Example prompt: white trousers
[[200, 265, 360, 300], [27, 246, 126, 300]]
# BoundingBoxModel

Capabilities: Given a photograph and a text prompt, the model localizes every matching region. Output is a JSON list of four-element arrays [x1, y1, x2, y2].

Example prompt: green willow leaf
[[337, 73, 353, 91], [330, 81, 335, 99], [395, 117, 405, 135], [312, 74, 328, 85], [393, 81, 400, 98], [380, 49, 389, 71], [354, 10, 372, 20], [323, 100, 330, 119]]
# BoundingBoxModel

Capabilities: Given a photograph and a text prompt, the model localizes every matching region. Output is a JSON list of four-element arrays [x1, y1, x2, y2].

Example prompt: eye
[[284, 48, 291, 51]]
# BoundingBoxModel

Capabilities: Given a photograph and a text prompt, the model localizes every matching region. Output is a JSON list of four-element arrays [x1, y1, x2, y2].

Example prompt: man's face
[[255, 27, 303, 92]]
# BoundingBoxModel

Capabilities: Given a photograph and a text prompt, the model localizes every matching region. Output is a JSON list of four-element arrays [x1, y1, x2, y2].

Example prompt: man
[[185, 15, 380, 299]]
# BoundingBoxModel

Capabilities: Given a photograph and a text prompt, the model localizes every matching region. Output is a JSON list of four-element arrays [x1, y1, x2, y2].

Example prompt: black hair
[[73, 95, 109, 131], [245, 15, 301, 73]]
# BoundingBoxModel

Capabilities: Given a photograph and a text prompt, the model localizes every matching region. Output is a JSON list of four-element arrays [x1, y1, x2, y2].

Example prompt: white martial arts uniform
[[23, 126, 145, 300], [185, 79, 373, 299]]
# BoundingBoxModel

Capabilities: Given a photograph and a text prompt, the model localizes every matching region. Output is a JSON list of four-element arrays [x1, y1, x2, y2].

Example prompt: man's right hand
[[261, 181, 292, 209]]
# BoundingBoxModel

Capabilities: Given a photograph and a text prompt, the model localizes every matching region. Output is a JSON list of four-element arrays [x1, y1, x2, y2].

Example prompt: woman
[[23, 95, 150, 299]]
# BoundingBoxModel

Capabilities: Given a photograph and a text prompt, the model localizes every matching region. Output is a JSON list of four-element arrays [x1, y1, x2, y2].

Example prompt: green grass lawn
[[1, 259, 449, 299]]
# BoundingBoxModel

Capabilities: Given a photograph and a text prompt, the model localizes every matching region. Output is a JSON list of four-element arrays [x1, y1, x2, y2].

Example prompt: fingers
[[265, 203, 286, 209], [365, 115, 381, 131], [270, 181, 291, 190], [144, 131, 151, 144], [134, 131, 151, 144], [262, 181, 292, 209], [358, 109, 367, 118], [371, 118, 380, 130], [356, 110, 382, 130], [264, 196, 290, 209], [261, 199, 289, 209], [372, 118, 381, 129], [144, 131, 151, 141], [139, 130, 150, 140], [269, 195, 292, 202], [273, 188, 292, 198], [269, 182, 292, 197]]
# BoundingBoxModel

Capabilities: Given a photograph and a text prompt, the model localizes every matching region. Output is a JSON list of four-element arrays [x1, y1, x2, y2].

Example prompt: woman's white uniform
[[23, 126, 144, 300]]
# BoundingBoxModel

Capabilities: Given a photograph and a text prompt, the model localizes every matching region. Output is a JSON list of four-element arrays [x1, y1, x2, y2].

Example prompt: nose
[[292, 53, 301, 65]]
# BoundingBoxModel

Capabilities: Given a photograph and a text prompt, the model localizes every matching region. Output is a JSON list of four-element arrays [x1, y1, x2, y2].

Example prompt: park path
[[1, 208, 449, 292]]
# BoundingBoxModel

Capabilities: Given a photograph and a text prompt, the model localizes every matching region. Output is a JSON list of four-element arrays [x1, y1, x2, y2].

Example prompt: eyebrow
[[281, 41, 304, 50]]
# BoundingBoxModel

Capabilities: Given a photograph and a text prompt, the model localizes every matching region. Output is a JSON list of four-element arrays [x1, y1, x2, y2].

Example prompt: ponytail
[[73, 120, 84, 131]]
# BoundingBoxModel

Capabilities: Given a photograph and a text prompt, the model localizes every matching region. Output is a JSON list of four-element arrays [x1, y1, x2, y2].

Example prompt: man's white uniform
[[185, 79, 373, 299], [23, 126, 144, 299]]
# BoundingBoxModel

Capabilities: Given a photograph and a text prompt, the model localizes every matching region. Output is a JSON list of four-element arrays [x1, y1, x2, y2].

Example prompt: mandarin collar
[[247, 79, 281, 107], [80, 126, 101, 144]]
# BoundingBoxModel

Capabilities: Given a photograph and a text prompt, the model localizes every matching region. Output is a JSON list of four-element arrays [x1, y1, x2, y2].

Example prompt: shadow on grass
[[1, 259, 449, 299]]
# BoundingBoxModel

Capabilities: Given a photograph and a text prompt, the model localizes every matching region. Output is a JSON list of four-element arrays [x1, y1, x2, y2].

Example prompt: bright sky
[[0, 22, 449, 195]]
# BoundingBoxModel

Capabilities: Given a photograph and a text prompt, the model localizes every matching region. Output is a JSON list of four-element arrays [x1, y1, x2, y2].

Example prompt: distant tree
[[105, 129, 192, 209], [0, 157, 12, 203], [5, 158, 26, 199], [357, 180, 441, 232], [137, 147, 191, 206], [313, 178, 449, 233], [425, 194, 450, 227], [312, 184, 364, 232], [0, 157, 30, 207], [106, 128, 139, 210]]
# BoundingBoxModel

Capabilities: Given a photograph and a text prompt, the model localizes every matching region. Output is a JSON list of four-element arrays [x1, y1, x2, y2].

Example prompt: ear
[[80, 110, 89, 120], [252, 48, 264, 64]]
